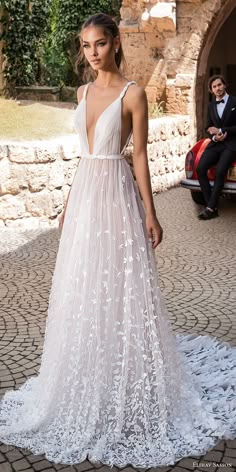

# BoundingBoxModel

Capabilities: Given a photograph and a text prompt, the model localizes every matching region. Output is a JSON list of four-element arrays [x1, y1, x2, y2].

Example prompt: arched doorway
[[196, 2, 236, 139]]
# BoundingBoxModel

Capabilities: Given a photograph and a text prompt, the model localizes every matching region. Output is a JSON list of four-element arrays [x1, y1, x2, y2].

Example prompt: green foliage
[[0, 0, 122, 88], [0, 0, 52, 86], [148, 101, 165, 118]]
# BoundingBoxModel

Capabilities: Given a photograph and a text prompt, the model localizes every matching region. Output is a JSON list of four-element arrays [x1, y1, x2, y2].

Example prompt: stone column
[[120, 0, 177, 104]]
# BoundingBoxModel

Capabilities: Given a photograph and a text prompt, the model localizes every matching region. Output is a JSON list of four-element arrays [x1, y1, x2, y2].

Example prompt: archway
[[196, 2, 236, 139]]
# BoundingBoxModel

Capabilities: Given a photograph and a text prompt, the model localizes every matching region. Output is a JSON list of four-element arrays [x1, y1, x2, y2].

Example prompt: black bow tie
[[216, 99, 225, 104]]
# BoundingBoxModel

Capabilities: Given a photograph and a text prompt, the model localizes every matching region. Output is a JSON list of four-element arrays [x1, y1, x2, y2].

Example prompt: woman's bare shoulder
[[126, 83, 147, 110], [129, 82, 146, 95]]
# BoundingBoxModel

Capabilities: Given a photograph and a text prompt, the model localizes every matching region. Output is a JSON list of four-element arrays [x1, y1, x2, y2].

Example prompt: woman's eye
[[83, 44, 89, 48], [98, 42, 106, 47]]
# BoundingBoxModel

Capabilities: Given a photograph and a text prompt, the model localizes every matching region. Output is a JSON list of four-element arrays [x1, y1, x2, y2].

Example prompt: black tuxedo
[[206, 95, 236, 151], [196, 95, 236, 209]]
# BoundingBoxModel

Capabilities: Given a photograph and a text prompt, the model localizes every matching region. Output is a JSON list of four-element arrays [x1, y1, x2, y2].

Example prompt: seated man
[[197, 74, 236, 220]]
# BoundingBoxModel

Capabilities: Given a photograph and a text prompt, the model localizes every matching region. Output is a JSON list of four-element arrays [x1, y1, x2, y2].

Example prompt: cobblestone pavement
[[0, 187, 236, 472]]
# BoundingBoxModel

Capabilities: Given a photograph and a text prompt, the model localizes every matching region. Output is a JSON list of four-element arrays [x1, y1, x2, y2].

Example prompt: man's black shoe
[[198, 208, 219, 220]]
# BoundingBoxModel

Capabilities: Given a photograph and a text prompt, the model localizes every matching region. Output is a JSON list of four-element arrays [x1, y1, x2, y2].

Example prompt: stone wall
[[0, 115, 191, 228], [120, 0, 236, 138]]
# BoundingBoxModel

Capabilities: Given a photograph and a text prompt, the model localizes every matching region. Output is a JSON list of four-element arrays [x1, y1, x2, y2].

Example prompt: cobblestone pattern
[[0, 187, 236, 472]]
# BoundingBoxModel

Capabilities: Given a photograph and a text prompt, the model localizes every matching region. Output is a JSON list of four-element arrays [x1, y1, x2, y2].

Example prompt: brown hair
[[208, 74, 227, 92], [76, 13, 126, 83]]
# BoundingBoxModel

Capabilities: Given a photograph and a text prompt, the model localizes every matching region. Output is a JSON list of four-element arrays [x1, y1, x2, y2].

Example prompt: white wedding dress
[[0, 81, 236, 467]]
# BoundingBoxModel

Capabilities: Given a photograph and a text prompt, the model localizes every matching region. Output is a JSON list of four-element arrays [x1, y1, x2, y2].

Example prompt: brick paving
[[0, 187, 236, 472]]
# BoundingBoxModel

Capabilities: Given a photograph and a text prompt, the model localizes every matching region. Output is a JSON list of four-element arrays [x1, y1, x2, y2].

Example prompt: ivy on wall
[[0, 0, 122, 88], [0, 0, 52, 86]]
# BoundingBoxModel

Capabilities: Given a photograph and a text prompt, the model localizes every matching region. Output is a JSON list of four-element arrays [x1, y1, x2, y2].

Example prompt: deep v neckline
[[84, 82, 122, 154]]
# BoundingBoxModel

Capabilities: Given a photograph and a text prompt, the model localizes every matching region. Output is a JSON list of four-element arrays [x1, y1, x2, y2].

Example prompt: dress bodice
[[74, 81, 136, 159]]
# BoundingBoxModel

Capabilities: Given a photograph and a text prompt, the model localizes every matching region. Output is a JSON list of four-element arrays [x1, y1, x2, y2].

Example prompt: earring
[[115, 48, 119, 54]]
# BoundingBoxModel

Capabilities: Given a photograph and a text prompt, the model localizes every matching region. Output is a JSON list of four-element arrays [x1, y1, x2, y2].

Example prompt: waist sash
[[80, 153, 124, 160]]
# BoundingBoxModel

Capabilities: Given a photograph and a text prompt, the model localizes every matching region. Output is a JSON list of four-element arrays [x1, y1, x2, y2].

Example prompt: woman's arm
[[127, 86, 163, 248], [59, 85, 86, 231]]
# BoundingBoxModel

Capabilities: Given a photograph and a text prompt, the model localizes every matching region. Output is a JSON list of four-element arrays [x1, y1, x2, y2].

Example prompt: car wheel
[[191, 191, 205, 205]]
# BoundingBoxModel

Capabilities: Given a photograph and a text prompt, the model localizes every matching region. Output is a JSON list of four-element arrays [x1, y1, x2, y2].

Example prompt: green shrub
[[0, 0, 122, 88], [148, 101, 165, 118], [0, 0, 52, 87]]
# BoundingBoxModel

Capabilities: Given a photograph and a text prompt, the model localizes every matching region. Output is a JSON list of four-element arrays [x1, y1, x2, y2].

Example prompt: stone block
[[150, 2, 176, 32], [30, 459, 53, 470], [222, 457, 236, 467], [226, 439, 236, 448], [10, 164, 28, 190], [125, 32, 145, 48], [146, 86, 159, 103], [177, 17, 192, 33], [0, 181, 20, 196], [25, 190, 53, 217], [0, 144, 8, 160], [63, 159, 79, 185], [175, 457, 196, 469], [27, 163, 48, 193], [120, 22, 139, 34], [141, 18, 157, 33], [0, 463, 13, 472], [15, 85, 60, 102], [142, 32, 166, 49], [51, 189, 64, 214], [8, 144, 36, 163], [47, 161, 64, 190], [27, 454, 46, 464], [5, 449, 24, 462], [175, 73, 194, 88], [0, 194, 26, 219], [74, 460, 96, 471], [177, 2, 199, 18], [0, 159, 11, 195], [183, 32, 203, 60], [60, 86, 77, 103], [120, 6, 139, 22], [34, 144, 59, 163], [203, 450, 223, 462]]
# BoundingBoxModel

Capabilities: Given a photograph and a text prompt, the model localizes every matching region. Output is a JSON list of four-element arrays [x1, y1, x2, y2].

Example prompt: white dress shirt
[[216, 93, 229, 118]]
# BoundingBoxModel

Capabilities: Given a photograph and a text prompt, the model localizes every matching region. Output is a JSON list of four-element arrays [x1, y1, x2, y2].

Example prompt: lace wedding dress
[[0, 81, 236, 467]]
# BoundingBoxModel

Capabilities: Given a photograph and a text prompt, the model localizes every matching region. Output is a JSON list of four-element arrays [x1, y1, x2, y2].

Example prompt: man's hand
[[208, 126, 220, 134], [214, 131, 227, 141]]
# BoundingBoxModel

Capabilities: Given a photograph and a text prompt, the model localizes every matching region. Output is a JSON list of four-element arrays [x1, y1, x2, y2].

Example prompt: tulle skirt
[[0, 158, 236, 467]]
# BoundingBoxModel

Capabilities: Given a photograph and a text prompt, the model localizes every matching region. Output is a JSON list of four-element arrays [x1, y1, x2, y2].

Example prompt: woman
[[0, 12, 236, 468]]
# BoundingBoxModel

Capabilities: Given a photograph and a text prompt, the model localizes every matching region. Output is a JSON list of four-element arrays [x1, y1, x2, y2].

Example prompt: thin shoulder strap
[[82, 82, 91, 99], [119, 81, 136, 99]]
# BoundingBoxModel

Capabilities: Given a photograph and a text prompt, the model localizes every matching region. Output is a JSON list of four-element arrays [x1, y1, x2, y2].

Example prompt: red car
[[180, 138, 236, 204]]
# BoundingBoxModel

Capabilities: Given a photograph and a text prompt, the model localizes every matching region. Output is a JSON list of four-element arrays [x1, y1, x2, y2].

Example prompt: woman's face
[[81, 25, 119, 71]]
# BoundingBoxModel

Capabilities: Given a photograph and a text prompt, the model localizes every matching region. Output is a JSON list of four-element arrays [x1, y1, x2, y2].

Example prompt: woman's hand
[[146, 213, 163, 249], [59, 211, 65, 231]]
